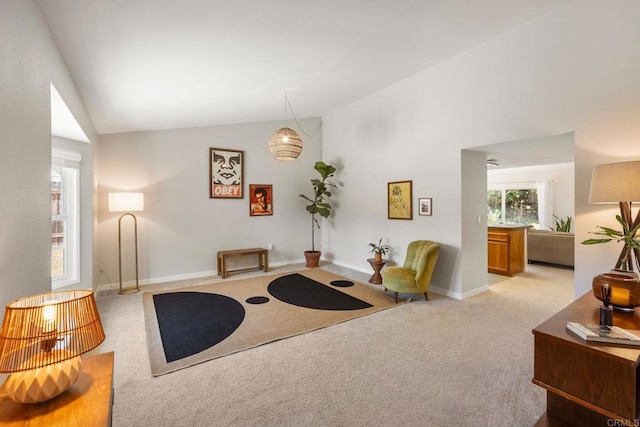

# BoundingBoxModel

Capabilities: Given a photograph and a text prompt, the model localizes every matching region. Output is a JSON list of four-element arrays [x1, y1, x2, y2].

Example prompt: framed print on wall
[[249, 184, 273, 216], [210, 147, 244, 198], [388, 180, 413, 220], [419, 198, 432, 216]]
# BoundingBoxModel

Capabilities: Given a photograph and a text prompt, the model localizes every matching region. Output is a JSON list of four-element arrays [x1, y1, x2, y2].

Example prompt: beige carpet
[[143, 269, 406, 376], [94, 263, 574, 427]]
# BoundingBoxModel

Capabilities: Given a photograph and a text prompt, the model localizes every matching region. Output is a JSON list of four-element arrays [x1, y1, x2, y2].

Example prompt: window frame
[[52, 149, 81, 289]]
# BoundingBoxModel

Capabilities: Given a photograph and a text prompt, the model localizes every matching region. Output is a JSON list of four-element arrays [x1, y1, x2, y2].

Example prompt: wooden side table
[[367, 258, 388, 284], [0, 351, 115, 427]]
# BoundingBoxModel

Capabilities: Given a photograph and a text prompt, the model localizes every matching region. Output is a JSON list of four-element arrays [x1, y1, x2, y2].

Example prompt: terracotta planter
[[592, 270, 640, 312], [374, 253, 382, 262], [304, 251, 321, 268]]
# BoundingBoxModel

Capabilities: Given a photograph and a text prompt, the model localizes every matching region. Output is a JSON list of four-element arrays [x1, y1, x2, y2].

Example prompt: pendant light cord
[[284, 93, 322, 138]]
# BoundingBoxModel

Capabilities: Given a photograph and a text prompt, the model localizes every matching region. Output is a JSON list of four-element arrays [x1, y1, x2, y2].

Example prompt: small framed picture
[[249, 184, 273, 216], [418, 198, 432, 216], [210, 147, 244, 198], [388, 180, 413, 220]]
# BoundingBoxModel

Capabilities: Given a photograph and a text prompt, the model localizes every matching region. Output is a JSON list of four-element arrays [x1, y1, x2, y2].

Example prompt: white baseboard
[[461, 285, 490, 299], [331, 259, 471, 301], [330, 259, 371, 275], [429, 284, 488, 300], [429, 285, 460, 300], [96, 258, 301, 293], [96, 269, 217, 293], [96, 258, 487, 301]]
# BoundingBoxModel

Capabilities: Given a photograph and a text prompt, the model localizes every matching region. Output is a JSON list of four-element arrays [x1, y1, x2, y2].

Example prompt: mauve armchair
[[381, 240, 440, 303]]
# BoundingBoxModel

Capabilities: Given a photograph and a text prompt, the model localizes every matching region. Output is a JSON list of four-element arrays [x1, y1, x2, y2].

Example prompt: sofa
[[527, 229, 574, 268]]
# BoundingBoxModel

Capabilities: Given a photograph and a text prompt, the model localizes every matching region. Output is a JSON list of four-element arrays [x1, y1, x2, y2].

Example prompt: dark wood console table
[[532, 292, 640, 426]]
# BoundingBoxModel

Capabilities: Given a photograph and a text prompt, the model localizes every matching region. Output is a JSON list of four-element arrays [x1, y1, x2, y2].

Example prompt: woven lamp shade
[[589, 160, 640, 203], [0, 290, 105, 373], [268, 127, 303, 160]]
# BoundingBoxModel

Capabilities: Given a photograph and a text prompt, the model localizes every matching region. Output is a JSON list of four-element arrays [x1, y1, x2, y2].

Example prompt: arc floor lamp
[[108, 192, 144, 294]]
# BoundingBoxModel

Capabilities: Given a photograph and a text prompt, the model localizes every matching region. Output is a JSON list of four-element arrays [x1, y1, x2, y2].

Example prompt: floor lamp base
[[117, 212, 141, 296]]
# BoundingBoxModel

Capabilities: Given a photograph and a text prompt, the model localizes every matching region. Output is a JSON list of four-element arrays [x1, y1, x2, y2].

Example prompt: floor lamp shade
[[0, 290, 105, 403], [109, 192, 144, 212], [108, 192, 144, 294]]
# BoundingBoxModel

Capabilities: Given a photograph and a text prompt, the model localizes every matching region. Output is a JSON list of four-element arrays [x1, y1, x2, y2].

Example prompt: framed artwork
[[418, 198, 432, 216], [388, 180, 413, 220], [210, 148, 244, 198], [249, 184, 273, 216]]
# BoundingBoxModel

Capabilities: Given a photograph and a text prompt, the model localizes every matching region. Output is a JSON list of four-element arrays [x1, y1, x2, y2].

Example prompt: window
[[487, 184, 539, 228], [52, 149, 80, 288]]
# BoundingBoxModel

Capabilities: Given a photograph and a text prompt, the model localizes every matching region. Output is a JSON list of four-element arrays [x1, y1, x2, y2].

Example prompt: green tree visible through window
[[487, 187, 539, 227], [505, 189, 538, 225], [487, 190, 502, 224]]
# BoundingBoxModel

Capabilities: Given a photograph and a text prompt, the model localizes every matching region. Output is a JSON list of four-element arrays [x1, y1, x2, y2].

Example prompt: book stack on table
[[566, 321, 640, 346]]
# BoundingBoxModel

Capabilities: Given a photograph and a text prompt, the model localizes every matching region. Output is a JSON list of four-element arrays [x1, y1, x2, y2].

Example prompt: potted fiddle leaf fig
[[299, 161, 337, 267]]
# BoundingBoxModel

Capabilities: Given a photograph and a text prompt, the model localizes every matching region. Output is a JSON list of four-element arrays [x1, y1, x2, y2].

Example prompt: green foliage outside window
[[487, 188, 538, 226]]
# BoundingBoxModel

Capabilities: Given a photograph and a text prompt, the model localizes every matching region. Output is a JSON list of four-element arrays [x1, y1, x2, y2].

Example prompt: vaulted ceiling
[[39, 0, 570, 135]]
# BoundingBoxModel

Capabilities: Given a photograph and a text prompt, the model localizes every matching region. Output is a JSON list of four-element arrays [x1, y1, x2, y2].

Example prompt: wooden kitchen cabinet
[[488, 225, 528, 276]]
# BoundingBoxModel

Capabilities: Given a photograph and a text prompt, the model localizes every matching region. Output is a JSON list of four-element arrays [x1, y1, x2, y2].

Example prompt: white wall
[[488, 163, 575, 231], [95, 119, 323, 285], [322, 1, 640, 299], [0, 1, 97, 311], [460, 150, 489, 298]]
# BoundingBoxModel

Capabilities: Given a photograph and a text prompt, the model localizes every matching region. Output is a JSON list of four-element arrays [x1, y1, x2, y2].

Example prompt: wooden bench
[[217, 248, 268, 279]]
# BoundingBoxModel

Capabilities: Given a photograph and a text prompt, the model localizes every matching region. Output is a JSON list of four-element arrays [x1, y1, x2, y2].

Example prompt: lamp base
[[4, 354, 83, 403], [119, 287, 140, 295]]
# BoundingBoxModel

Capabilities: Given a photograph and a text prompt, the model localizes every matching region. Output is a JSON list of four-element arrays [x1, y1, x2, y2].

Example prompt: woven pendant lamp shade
[[268, 127, 302, 160]]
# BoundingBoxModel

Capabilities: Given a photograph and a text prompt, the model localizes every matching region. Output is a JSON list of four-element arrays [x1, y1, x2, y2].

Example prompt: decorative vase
[[592, 270, 640, 312], [304, 251, 321, 268], [374, 253, 382, 262]]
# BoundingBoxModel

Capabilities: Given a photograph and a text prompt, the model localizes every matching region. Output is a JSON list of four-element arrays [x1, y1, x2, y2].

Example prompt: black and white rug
[[143, 269, 404, 376]]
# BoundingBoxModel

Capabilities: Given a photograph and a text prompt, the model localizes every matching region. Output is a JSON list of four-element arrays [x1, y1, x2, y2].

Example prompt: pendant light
[[268, 94, 302, 160]]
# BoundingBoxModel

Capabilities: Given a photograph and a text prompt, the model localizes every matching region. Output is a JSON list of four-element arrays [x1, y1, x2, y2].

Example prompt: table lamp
[[108, 192, 144, 294], [0, 290, 105, 403], [587, 160, 640, 311], [588, 160, 640, 272]]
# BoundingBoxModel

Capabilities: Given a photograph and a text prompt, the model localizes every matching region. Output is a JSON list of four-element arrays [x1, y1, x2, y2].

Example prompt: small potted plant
[[550, 214, 572, 232], [368, 238, 391, 262]]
